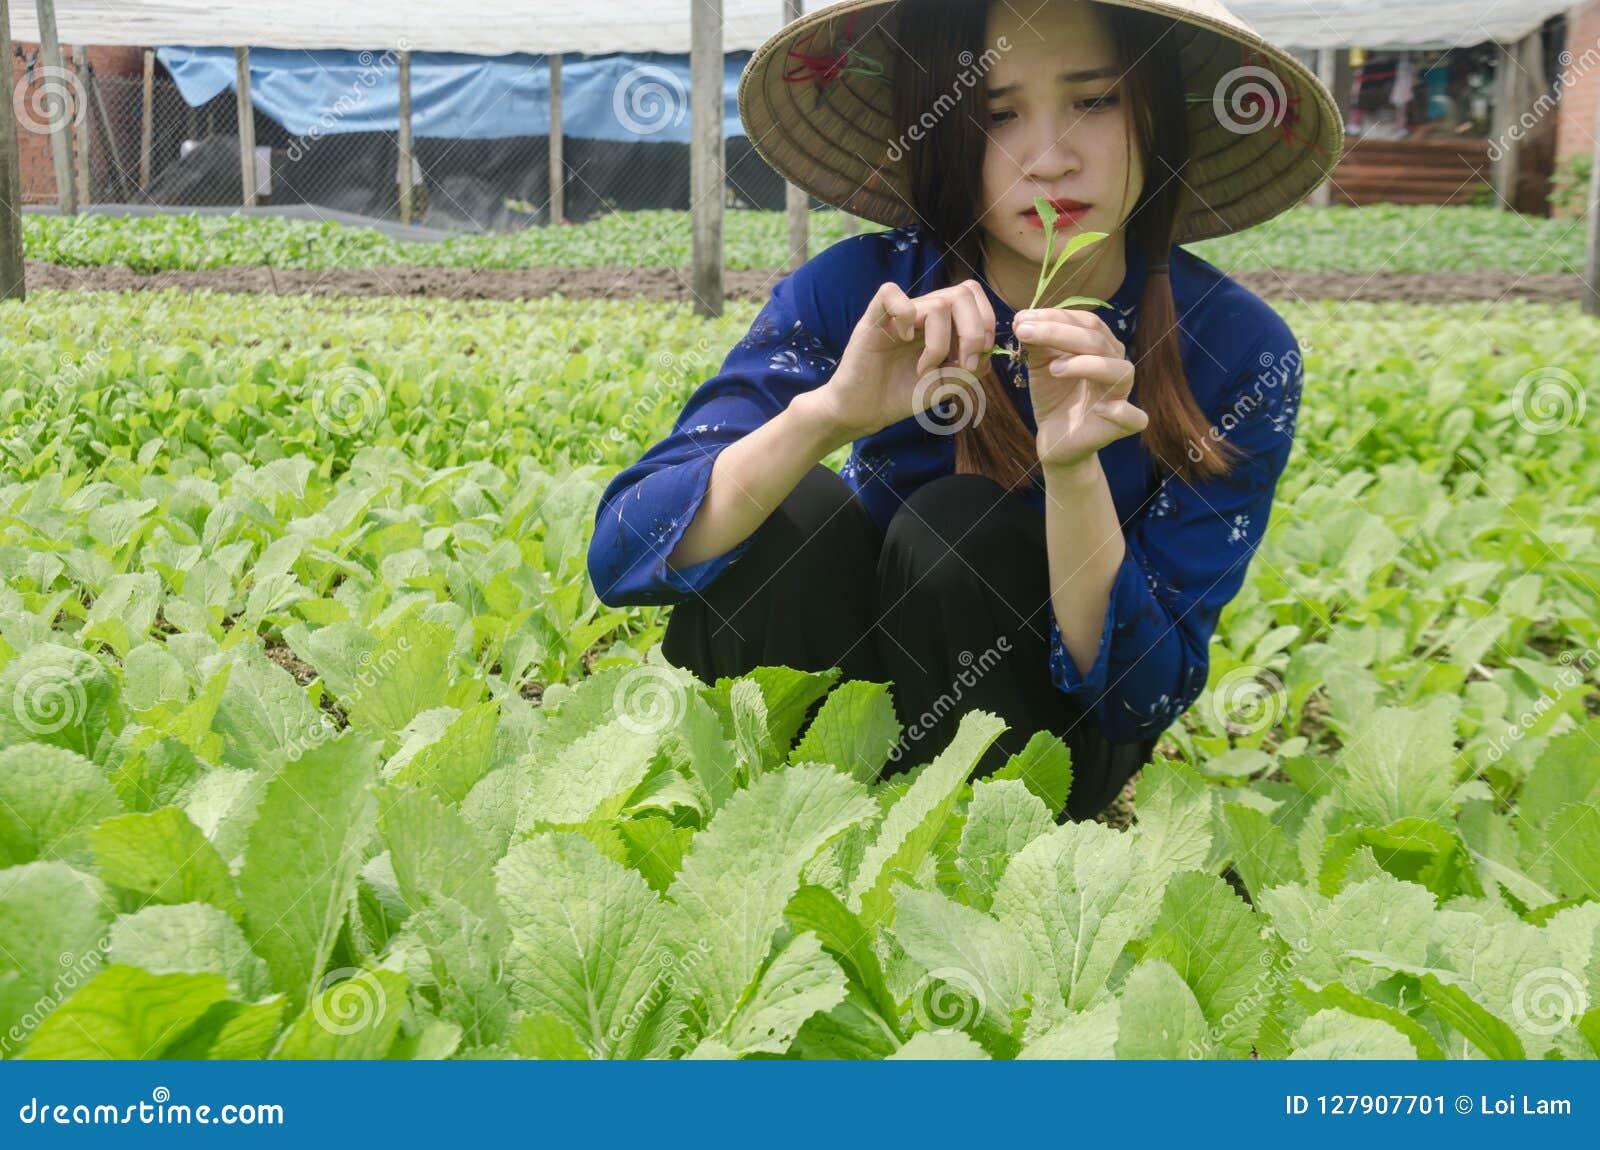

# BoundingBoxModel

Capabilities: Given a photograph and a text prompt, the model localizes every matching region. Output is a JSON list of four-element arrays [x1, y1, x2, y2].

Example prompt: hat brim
[[737, 0, 1345, 245]]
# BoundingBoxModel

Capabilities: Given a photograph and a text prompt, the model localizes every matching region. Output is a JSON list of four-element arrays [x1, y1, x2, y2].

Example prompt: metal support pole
[[690, 0, 724, 317], [235, 47, 257, 207]]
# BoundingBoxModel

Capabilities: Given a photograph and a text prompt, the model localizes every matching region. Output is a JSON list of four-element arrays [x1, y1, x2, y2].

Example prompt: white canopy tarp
[[2, 0, 1578, 55]]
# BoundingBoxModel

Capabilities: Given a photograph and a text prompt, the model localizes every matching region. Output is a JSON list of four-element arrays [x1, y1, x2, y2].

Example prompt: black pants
[[662, 464, 1158, 821]]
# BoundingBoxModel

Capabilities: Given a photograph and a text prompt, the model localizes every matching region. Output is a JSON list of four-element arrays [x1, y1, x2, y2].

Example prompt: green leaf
[[0, 743, 122, 866], [849, 709, 1007, 929], [510, 1012, 591, 1059], [1318, 817, 1482, 901], [993, 820, 1160, 1016], [992, 728, 1072, 815], [0, 643, 124, 761], [347, 618, 460, 743], [210, 641, 325, 775], [0, 862, 114, 1052], [107, 903, 271, 1000], [887, 1030, 991, 1059], [21, 965, 230, 1059], [955, 779, 1055, 912], [1290, 978, 1445, 1059], [1546, 802, 1600, 902], [271, 968, 408, 1059], [789, 679, 902, 783], [891, 884, 1035, 1058], [723, 932, 847, 1055], [1335, 699, 1461, 825], [785, 884, 901, 1032], [380, 788, 512, 1045], [386, 700, 499, 804], [1141, 871, 1271, 1057], [91, 808, 242, 920], [1288, 1008, 1420, 1059], [1221, 802, 1304, 899], [1113, 959, 1214, 1059], [497, 831, 673, 1059], [1130, 757, 1214, 890], [671, 762, 877, 1033], [237, 731, 381, 1015], [165, 997, 286, 1059], [1419, 972, 1526, 1059]]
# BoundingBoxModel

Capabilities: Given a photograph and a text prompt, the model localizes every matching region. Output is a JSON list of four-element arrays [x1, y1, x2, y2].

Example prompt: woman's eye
[[1079, 93, 1120, 111], [988, 108, 1016, 125]]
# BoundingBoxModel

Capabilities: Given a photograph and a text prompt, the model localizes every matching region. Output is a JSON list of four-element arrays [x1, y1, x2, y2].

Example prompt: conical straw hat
[[738, 0, 1344, 244]]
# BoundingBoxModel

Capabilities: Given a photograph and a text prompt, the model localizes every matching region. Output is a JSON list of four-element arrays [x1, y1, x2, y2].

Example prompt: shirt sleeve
[[586, 271, 843, 607], [1045, 331, 1305, 745]]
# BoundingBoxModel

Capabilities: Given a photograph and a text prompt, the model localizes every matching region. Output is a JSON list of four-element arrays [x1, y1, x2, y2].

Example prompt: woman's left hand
[[1013, 308, 1148, 471]]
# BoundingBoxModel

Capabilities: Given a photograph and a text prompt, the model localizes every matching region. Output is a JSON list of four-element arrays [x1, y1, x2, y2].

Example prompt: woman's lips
[[1023, 204, 1091, 229]]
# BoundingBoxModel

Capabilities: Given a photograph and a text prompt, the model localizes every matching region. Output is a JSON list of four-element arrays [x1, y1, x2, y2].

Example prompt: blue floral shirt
[[587, 224, 1304, 745]]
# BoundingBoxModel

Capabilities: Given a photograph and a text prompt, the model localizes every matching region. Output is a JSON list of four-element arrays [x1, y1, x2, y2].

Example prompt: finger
[[1047, 355, 1136, 396], [1102, 399, 1150, 435], [1013, 316, 1101, 357], [865, 282, 918, 342], [962, 279, 997, 344], [947, 287, 988, 372], [916, 297, 953, 375]]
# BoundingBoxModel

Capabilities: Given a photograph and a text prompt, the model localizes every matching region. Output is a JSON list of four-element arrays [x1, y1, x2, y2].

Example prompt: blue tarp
[[156, 47, 749, 144]]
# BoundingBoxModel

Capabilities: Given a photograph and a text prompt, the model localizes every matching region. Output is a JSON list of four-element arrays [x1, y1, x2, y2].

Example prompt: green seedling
[[982, 195, 1111, 361]]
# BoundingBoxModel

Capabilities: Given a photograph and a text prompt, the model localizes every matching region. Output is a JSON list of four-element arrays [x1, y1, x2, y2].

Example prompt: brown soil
[[23, 259, 1585, 306]]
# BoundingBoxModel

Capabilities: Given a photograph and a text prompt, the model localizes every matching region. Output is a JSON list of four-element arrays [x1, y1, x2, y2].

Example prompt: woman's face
[[977, 0, 1144, 274]]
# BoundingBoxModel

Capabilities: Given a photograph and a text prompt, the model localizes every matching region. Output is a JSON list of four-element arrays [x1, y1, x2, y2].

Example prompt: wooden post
[[0, 0, 26, 300], [1492, 40, 1520, 209], [397, 50, 413, 225], [34, 0, 75, 215], [139, 49, 154, 193], [1583, 97, 1600, 316], [783, 0, 807, 270], [841, 214, 857, 236], [548, 53, 563, 226], [235, 47, 257, 207], [70, 47, 89, 205], [690, 0, 724, 317], [1309, 48, 1337, 208]]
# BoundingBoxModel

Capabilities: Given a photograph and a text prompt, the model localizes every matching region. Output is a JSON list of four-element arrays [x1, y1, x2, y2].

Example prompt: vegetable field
[[1, 282, 1598, 1060]]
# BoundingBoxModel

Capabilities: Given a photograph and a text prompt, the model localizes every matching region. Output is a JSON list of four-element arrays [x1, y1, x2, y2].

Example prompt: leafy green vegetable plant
[[985, 196, 1111, 360]]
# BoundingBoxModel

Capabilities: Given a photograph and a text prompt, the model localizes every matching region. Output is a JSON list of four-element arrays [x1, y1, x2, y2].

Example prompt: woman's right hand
[[796, 279, 997, 444]]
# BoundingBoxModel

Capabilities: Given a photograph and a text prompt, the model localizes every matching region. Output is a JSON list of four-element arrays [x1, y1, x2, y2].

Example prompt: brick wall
[[10, 44, 145, 203], [1558, 3, 1600, 191]]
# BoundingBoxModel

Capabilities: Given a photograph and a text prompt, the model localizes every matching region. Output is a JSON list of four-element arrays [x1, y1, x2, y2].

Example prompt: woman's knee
[[727, 463, 879, 589], [879, 473, 1032, 595]]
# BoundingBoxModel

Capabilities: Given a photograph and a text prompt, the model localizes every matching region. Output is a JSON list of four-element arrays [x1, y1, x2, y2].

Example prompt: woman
[[588, 0, 1336, 820]]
